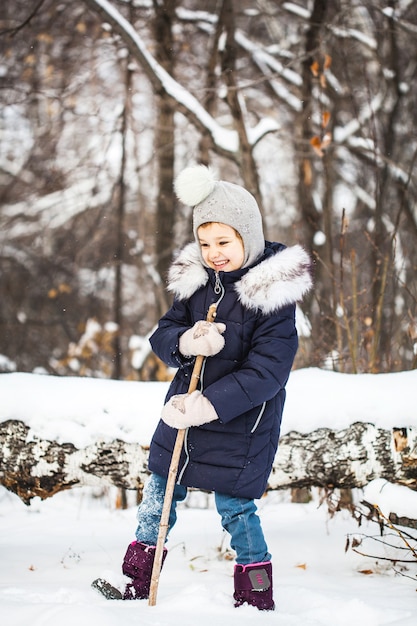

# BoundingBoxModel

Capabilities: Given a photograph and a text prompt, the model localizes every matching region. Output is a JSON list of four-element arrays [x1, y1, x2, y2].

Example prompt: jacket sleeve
[[202, 305, 298, 423], [149, 299, 194, 369]]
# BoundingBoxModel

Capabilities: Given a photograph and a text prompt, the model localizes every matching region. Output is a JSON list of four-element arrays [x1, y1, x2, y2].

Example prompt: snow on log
[[0, 419, 416, 505], [363, 480, 417, 530]]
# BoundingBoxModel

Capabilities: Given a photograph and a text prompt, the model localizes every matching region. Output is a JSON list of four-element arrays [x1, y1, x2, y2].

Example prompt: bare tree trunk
[[198, 2, 224, 165], [152, 0, 177, 302], [296, 0, 328, 246], [1, 419, 416, 505], [220, 0, 264, 211], [295, 0, 334, 363], [112, 54, 133, 380], [370, 8, 404, 372]]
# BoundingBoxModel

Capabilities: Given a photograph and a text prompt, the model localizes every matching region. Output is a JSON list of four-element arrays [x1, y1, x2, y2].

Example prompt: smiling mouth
[[213, 260, 229, 268]]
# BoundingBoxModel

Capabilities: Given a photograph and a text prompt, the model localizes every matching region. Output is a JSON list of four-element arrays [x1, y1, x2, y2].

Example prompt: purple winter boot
[[122, 540, 167, 600], [233, 561, 275, 611]]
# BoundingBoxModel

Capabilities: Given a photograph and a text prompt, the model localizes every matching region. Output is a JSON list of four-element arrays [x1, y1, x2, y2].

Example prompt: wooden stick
[[148, 303, 218, 606]]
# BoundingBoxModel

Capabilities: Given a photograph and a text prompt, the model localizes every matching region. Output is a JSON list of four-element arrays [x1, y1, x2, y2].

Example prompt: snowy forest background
[[1, 0, 417, 381], [1, 5, 417, 619]]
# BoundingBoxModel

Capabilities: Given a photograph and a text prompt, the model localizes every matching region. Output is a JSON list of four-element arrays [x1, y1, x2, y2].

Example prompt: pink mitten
[[161, 390, 218, 429], [179, 320, 226, 357]]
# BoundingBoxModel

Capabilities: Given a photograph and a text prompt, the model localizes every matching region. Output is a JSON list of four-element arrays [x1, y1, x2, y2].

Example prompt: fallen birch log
[[1, 420, 416, 505]]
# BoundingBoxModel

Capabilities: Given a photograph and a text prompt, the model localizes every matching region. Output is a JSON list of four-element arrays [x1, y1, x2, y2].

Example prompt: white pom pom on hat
[[174, 164, 217, 207], [174, 164, 265, 269]]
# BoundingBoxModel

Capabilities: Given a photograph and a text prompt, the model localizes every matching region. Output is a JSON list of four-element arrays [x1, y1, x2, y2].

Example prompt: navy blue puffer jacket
[[148, 241, 312, 499]]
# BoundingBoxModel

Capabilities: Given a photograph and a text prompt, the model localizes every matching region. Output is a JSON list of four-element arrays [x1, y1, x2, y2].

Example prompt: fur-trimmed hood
[[168, 242, 312, 314]]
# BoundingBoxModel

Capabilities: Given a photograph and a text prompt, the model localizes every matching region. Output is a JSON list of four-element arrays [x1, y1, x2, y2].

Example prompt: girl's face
[[197, 222, 244, 272]]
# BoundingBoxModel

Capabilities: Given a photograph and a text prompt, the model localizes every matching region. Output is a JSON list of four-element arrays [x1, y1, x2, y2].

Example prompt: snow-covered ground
[[0, 368, 416, 625], [1, 485, 415, 626]]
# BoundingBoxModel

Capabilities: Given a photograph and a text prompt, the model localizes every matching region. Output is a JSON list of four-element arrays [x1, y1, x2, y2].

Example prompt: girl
[[93, 165, 312, 610]]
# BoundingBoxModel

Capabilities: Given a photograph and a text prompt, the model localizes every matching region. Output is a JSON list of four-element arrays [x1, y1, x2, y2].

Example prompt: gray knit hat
[[174, 165, 265, 268]]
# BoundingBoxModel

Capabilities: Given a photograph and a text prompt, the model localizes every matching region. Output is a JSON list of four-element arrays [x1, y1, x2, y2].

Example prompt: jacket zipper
[[213, 271, 226, 311], [177, 271, 226, 485], [214, 270, 222, 295], [201, 271, 225, 390]]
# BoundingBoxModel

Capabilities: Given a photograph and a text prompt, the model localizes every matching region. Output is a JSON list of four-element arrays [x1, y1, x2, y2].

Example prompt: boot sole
[[91, 577, 123, 600]]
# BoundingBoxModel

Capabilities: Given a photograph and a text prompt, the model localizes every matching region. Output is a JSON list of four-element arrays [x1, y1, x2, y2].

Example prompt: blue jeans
[[135, 473, 271, 565]]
